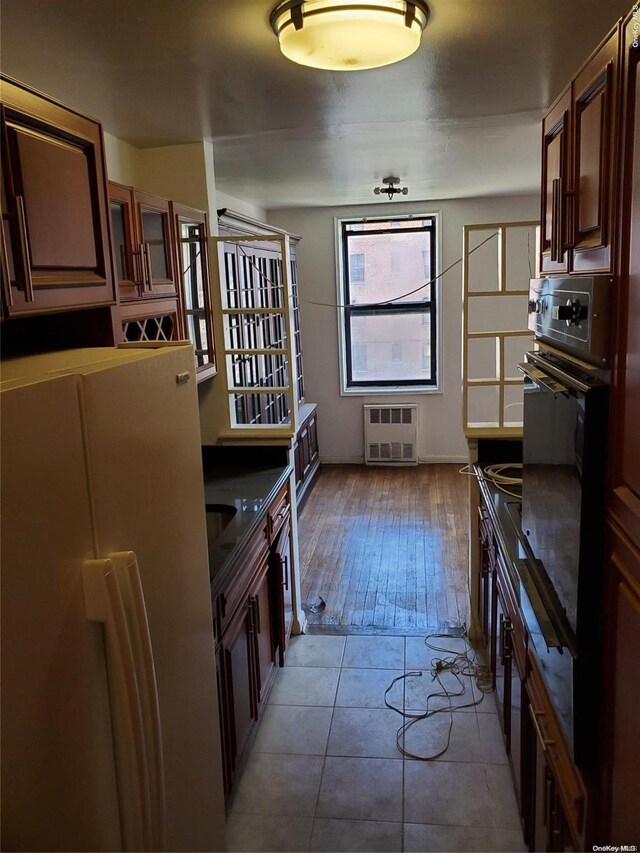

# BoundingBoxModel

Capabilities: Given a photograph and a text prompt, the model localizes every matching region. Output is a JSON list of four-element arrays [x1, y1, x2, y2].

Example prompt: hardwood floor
[[298, 464, 469, 632]]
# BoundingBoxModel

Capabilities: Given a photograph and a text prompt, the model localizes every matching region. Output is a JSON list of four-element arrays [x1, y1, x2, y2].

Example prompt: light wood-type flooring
[[298, 464, 469, 633]]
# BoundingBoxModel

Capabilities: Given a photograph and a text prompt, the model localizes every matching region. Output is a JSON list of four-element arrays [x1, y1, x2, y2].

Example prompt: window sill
[[340, 384, 441, 396]]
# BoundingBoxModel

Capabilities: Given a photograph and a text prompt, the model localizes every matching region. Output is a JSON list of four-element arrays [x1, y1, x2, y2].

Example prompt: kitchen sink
[[205, 504, 237, 542]]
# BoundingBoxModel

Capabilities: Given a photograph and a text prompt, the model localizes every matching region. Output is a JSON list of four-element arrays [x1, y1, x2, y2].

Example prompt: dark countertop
[[475, 465, 575, 751], [203, 462, 292, 594]]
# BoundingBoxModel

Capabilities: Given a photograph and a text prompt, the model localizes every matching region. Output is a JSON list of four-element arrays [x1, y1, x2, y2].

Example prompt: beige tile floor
[[226, 634, 527, 853]]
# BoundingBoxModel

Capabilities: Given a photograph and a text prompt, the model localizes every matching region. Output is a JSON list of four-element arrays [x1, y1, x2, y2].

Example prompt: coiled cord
[[384, 631, 492, 760]]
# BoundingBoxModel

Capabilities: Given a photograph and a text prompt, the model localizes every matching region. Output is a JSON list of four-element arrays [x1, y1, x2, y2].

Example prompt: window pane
[[346, 230, 432, 304], [349, 311, 432, 383], [349, 253, 365, 283]]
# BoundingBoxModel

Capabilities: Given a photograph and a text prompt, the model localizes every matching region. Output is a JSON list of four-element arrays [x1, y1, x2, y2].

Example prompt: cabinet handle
[[143, 242, 153, 291], [282, 555, 289, 591], [0, 213, 13, 306], [253, 595, 262, 634], [15, 196, 34, 302], [550, 178, 560, 261], [499, 614, 511, 663], [529, 704, 556, 753]]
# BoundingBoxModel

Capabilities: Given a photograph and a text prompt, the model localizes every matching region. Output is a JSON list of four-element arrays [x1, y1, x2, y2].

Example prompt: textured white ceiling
[[0, 0, 630, 207]]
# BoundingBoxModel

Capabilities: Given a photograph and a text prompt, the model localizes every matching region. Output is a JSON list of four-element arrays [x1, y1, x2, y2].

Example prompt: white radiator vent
[[364, 405, 418, 465]]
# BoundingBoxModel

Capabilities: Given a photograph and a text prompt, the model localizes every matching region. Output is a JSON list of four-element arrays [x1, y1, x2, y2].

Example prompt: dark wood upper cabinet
[[599, 14, 640, 844], [107, 182, 177, 301], [538, 26, 620, 276], [1, 78, 115, 316], [609, 14, 640, 546], [171, 203, 217, 381], [540, 87, 571, 274], [571, 28, 619, 273]]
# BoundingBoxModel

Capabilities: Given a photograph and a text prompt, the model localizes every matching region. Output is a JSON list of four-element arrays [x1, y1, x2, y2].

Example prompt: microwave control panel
[[527, 276, 611, 366]]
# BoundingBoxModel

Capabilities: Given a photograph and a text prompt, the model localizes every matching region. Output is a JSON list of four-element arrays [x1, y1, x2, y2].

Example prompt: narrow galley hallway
[[225, 634, 526, 852], [298, 465, 470, 632]]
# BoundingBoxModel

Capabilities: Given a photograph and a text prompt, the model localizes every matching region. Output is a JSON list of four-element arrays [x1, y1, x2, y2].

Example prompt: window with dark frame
[[341, 216, 437, 389]]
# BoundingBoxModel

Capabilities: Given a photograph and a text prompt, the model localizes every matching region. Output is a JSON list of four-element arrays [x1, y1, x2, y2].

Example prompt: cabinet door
[[1, 81, 114, 316], [308, 413, 319, 464], [270, 519, 293, 667], [224, 601, 257, 776], [610, 15, 640, 547], [540, 88, 572, 274], [109, 182, 143, 300], [294, 438, 304, 490], [494, 585, 509, 740], [172, 203, 217, 381], [477, 504, 492, 640], [215, 645, 233, 798], [601, 522, 640, 842], [571, 28, 619, 273], [510, 636, 524, 808], [134, 190, 177, 298], [251, 562, 276, 705]]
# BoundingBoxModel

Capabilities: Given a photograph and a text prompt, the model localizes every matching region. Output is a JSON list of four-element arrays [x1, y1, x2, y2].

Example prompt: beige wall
[[268, 194, 539, 463], [103, 133, 268, 234]]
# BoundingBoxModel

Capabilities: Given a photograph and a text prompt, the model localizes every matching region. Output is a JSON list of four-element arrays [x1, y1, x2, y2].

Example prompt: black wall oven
[[517, 276, 610, 766]]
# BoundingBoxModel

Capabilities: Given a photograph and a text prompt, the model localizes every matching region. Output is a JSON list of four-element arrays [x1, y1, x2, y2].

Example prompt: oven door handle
[[517, 362, 568, 396]]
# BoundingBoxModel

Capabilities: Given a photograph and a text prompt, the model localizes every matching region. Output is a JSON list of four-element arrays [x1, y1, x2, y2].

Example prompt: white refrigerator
[[1, 344, 226, 852]]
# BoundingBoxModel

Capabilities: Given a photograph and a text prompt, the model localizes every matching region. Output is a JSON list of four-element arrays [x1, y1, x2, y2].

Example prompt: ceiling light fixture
[[269, 0, 430, 71], [374, 176, 409, 200]]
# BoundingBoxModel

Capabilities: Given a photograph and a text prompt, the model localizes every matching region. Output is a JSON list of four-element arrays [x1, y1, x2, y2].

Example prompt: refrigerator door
[[1, 374, 122, 852], [76, 346, 225, 852]]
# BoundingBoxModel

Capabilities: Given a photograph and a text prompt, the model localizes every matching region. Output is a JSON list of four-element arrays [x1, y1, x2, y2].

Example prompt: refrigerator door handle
[[82, 558, 154, 852], [110, 551, 166, 853]]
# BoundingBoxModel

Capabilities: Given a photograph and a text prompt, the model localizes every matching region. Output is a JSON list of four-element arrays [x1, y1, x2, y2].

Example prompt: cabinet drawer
[[268, 483, 290, 540], [215, 520, 269, 640], [527, 653, 585, 847]]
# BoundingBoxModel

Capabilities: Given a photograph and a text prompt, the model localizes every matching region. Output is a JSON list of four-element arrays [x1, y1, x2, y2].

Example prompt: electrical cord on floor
[[384, 630, 492, 760], [458, 462, 523, 499]]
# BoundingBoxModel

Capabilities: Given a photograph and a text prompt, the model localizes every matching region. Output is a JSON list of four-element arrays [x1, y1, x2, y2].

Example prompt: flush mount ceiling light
[[269, 0, 430, 71], [374, 176, 409, 199]]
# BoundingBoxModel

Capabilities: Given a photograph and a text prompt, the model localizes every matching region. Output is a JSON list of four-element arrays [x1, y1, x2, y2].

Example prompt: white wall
[[269, 194, 539, 463], [215, 190, 268, 224]]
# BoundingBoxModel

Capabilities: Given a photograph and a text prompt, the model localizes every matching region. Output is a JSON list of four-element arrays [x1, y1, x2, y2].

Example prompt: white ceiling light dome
[[270, 0, 430, 71]]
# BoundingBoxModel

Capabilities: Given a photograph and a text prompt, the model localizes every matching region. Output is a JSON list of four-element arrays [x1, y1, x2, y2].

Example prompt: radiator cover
[[364, 404, 418, 465]]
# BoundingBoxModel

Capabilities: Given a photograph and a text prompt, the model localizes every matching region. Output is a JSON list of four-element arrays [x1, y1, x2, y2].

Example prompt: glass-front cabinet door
[[108, 183, 177, 300], [134, 190, 177, 298], [172, 203, 216, 381]]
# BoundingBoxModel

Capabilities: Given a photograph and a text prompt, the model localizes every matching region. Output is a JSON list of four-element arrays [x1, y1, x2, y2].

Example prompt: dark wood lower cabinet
[[525, 681, 576, 853], [213, 482, 293, 801], [252, 565, 276, 705], [270, 517, 293, 667], [477, 486, 585, 851], [294, 404, 320, 505], [225, 600, 256, 769]]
